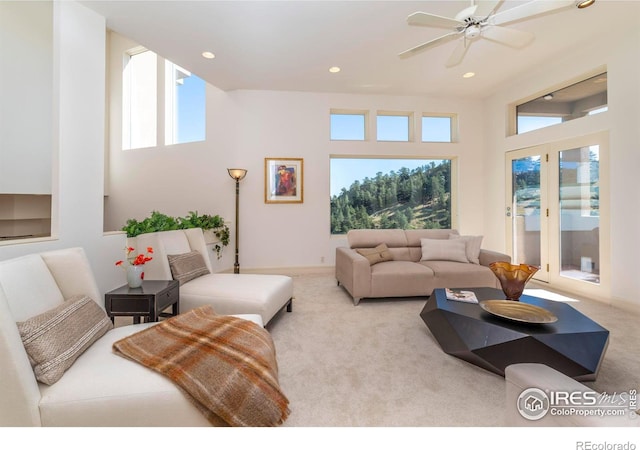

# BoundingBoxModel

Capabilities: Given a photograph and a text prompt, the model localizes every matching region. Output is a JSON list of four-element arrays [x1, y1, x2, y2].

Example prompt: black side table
[[105, 279, 179, 324]]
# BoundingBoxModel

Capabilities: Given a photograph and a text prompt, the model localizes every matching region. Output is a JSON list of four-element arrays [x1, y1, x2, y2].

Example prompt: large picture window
[[330, 157, 452, 234]]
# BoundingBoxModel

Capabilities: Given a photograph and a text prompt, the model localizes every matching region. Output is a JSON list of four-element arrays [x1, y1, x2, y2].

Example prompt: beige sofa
[[336, 229, 510, 305]]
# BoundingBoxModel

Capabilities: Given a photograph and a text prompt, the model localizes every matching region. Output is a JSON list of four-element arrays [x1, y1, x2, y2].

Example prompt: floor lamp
[[227, 168, 247, 274]]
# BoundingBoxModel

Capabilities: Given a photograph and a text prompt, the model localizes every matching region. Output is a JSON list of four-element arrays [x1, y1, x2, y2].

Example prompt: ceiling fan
[[399, 0, 575, 67]]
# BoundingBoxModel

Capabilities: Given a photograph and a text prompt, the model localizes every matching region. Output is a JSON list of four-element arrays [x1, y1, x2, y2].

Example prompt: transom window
[[515, 72, 607, 135], [376, 111, 412, 142], [330, 110, 367, 141], [422, 114, 457, 143]]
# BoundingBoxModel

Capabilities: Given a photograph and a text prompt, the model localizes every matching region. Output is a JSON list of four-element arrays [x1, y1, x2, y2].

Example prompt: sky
[[330, 158, 446, 197], [176, 71, 205, 143]]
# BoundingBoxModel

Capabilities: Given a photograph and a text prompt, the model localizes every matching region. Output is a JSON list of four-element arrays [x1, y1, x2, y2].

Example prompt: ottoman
[[179, 273, 293, 325]]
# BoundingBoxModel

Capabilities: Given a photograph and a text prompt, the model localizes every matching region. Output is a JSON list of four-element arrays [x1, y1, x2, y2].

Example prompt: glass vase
[[126, 264, 144, 288], [489, 262, 539, 301]]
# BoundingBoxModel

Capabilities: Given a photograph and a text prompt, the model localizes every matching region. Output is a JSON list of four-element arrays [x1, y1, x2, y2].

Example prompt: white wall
[[482, 6, 640, 310], [104, 40, 487, 271], [231, 90, 486, 269], [0, 1, 126, 296], [0, 1, 52, 194]]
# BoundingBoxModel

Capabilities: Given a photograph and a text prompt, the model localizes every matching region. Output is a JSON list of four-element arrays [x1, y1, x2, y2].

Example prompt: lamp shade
[[227, 168, 247, 181]]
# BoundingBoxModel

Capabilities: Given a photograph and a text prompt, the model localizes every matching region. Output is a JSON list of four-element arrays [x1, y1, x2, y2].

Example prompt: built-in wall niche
[[0, 194, 52, 241]]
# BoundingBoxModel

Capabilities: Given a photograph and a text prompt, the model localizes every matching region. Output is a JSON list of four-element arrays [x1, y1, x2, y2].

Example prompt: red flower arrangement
[[115, 246, 154, 267]]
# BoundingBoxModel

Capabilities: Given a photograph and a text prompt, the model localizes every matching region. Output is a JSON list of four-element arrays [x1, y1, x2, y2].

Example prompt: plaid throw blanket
[[112, 306, 290, 426]]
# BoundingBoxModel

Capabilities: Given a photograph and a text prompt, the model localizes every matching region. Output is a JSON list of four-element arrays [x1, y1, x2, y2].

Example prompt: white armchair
[[134, 228, 293, 325], [0, 247, 263, 426]]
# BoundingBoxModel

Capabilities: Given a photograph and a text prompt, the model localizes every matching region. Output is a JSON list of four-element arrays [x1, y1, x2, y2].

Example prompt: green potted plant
[[121, 210, 230, 259], [178, 211, 230, 258]]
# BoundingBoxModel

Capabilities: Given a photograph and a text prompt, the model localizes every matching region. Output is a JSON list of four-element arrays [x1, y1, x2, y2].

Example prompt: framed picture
[[264, 157, 304, 204]]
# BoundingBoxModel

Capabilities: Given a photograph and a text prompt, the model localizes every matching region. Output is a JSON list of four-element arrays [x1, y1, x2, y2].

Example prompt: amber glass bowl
[[489, 262, 539, 301]]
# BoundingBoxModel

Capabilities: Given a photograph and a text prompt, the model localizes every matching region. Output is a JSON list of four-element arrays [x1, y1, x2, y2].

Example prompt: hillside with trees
[[330, 161, 451, 234]]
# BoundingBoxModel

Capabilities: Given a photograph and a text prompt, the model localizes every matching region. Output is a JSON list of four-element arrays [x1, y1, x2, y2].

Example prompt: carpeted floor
[[265, 273, 640, 427]]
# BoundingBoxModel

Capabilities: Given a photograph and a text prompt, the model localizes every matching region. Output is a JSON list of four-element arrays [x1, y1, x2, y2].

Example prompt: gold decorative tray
[[479, 300, 558, 324]]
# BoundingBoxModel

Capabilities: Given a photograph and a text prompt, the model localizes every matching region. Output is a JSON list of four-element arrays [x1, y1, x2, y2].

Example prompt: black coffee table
[[420, 287, 609, 381]]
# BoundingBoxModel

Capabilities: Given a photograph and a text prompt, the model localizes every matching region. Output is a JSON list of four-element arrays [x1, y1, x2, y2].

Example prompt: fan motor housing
[[465, 24, 482, 39]]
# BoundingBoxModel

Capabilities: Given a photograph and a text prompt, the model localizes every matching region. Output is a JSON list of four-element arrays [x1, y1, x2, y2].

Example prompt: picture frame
[[264, 157, 304, 204]]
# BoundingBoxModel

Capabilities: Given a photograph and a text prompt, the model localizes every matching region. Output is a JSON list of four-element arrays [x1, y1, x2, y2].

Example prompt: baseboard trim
[[219, 265, 335, 277]]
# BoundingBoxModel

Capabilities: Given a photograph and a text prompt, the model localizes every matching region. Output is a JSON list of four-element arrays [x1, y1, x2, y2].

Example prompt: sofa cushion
[[17, 295, 113, 385], [405, 229, 457, 247], [179, 274, 293, 325], [419, 260, 498, 288], [0, 254, 64, 321], [348, 229, 407, 249], [356, 243, 394, 265], [420, 238, 468, 263], [371, 261, 435, 298], [37, 313, 263, 427], [168, 251, 210, 285], [449, 234, 483, 264]]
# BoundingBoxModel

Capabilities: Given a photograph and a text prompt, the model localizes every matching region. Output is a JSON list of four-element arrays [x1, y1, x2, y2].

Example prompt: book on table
[[445, 288, 478, 303]]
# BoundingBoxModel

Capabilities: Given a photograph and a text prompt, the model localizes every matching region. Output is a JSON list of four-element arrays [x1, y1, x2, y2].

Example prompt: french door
[[506, 132, 609, 297]]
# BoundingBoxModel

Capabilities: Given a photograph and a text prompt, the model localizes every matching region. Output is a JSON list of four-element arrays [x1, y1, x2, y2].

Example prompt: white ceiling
[[81, 0, 633, 98]]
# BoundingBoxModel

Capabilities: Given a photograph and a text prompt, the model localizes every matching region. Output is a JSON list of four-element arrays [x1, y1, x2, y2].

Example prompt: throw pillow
[[420, 238, 468, 263], [449, 234, 483, 264], [168, 250, 210, 285], [356, 243, 394, 265], [17, 295, 113, 385]]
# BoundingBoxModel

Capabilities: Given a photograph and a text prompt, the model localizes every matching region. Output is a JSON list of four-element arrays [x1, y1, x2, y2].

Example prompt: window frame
[[329, 155, 457, 235], [376, 110, 414, 142], [164, 60, 206, 146], [330, 109, 369, 141], [421, 113, 458, 143], [122, 46, 157, 150]]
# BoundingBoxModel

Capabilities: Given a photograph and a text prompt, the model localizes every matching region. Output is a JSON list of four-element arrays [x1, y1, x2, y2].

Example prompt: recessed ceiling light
[[329, 66, 341, 74], [202, 51, 215, 59], [462, 72, 475, 78]]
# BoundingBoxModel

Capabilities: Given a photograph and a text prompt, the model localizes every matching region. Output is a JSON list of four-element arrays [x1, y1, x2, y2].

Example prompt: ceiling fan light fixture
[[575, 0, 595, 9]]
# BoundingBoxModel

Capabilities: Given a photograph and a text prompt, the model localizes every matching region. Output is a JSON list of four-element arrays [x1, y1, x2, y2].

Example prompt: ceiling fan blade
[[399, 32, 462, 59], [473, 0, 502, 19], [482, 25, 535, 48], [445, 39, 471, 68], [407, 11, 464, 29], [491, 0, 574, 26]]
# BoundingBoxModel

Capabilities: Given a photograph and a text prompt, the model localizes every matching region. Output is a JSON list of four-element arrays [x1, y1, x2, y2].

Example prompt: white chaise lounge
[[505, 363, 638, 427], [134, 228, 293, 326], [0, 247, 263, 426]]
